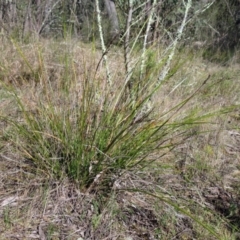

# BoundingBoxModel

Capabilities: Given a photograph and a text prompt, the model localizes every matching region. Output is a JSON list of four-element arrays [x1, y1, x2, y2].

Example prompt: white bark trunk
[[104, 0, 120, 39]]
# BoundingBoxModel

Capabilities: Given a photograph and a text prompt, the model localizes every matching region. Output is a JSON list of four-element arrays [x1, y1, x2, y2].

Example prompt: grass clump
[[4, 39, 203, 193], [1, 38, 240, 239]]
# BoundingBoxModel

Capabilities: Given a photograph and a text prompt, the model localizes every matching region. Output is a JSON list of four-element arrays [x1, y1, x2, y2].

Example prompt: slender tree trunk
[[144, 0, 152, 44], [23, 0, 33, 36], [34, 0, 43, 34], [124, 0, 133, 95], [71, 0, 78, 36], [104, 0, 120, 40], [96, 0, 111, 86], [38, 0, 61, 35], [2, 0, 17, 28], [0, 1, 3, 23], [153, 15, 160, 43], [10, 0, 17, 24], [157, 0, 192, 84], [140, 0, 157, 80]]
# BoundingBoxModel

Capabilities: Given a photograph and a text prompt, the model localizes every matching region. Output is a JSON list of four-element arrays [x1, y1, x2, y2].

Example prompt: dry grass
[[0, 36, 240, 239]]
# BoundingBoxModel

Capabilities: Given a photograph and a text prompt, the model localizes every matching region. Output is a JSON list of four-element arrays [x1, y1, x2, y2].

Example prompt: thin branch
[[38, 0, 61, 35], [124, 0, 134, 93], [95, 0, 111, 86], [157, 0, 192, 85], [140, 0, 157, 80]]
